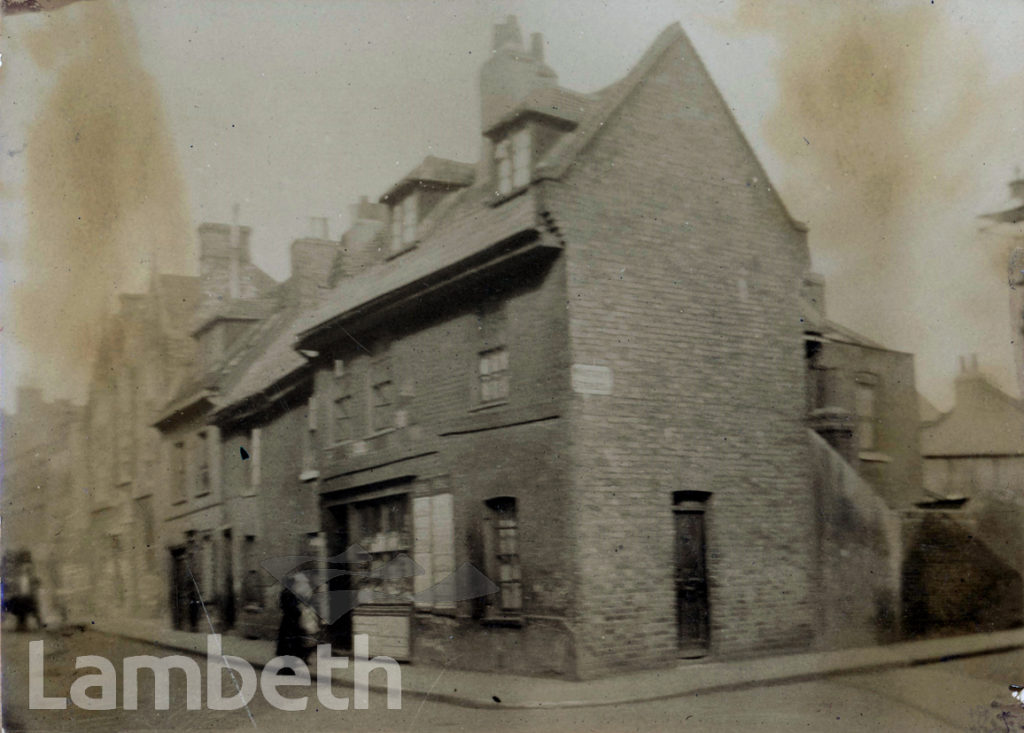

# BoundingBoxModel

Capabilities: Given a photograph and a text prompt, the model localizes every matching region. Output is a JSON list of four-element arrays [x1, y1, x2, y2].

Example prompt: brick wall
[[809, 431, 902, 648], [313, 255, 576, 675], [550, 33, 817, 676], [813, 340, 923, 508]]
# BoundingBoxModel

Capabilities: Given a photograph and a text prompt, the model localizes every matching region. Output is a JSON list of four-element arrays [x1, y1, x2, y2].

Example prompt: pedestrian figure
[[6, 564, 41, 631], [275, 571, 318, 672]]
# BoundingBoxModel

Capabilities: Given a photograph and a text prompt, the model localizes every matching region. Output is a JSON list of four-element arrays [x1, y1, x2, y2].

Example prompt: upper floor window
[[116, 376, 135, 484], [854, 374, 878, 451], [479, 348, 510, 404], [495, 127, 531, 196], [331, 360, 354, 444], [301, 395, 319, 480], [245, 427, 262, 496], [171, 441, 187, 503], [475, 301, 509, 406], [389, 193, 418, 254], [370, 346, 394, 433], [196, 430, 210, 496]]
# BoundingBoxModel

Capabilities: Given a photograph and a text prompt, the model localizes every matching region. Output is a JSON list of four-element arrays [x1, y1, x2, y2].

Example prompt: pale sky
[[2, 0, 1023, 412]]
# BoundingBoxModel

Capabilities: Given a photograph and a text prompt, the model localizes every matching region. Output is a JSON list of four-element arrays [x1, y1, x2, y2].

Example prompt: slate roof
[[485, 85, 595, 134], [296, 23, 707, 347], [801, 296, 892, 352], [920, 374, 1024, 457], [295, 188, 546, 346], [215, 310, 309, 413], [380, 155, 476, 203]]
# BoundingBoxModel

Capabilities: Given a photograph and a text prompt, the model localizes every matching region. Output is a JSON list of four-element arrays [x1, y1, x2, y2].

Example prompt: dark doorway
[[323, 505, 353, 652], [222, 529, 236, 630], [674, 492, 710, 657], [170, 548, 190, 631]]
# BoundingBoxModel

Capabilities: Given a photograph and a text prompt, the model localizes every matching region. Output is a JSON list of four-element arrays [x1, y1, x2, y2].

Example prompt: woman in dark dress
[[275, 572, 316, 667]]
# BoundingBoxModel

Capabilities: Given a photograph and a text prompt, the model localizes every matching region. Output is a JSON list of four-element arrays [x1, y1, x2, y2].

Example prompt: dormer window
[[495, 128, 531, 196], [389, 193, 418, 254]]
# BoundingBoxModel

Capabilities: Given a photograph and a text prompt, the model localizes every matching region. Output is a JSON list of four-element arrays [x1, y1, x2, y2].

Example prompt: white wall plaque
[[571, 364, 613, 395]]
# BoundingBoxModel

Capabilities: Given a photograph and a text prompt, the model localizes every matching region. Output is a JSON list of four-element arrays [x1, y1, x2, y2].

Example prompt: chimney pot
[[493, 15, 523, 52]]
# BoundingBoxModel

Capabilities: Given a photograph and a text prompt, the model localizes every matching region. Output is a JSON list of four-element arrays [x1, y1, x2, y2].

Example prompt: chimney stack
[[197, 221, 252, 304], [530, 32, 545, 63], [478, 16, 558, 180]]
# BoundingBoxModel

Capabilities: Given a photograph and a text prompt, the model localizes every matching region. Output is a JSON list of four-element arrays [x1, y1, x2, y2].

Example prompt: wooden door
[[675, 509, 709, 656]]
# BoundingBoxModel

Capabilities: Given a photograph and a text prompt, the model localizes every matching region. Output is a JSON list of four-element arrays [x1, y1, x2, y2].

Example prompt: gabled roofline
[[152, 389, 218, 431], [534, 22, 808, 234]]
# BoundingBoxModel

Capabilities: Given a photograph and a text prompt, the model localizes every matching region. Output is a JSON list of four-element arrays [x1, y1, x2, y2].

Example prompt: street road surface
[[3, 629, 1022, 732]]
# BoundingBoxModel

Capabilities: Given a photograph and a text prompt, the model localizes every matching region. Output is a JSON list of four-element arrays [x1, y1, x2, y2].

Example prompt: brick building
[[286, 18, 820, 678], [905, 360, 1024, 637], [802, 274, 924, 509], [152, 221, 281, 632], [79, 272, 201, 622], [1, 388, 88, 623], [981, 176, 1024, 399]]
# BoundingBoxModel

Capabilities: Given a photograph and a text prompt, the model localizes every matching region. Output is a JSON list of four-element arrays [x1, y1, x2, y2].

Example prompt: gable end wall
[[550, 34, 816, 677]]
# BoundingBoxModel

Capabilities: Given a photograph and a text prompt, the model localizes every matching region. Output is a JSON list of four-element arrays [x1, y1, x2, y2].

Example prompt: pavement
[[77, 617, 1024, 710]]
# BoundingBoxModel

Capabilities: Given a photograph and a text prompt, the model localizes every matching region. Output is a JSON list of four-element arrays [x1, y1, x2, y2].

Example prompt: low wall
[[809, 431, 902, 648]]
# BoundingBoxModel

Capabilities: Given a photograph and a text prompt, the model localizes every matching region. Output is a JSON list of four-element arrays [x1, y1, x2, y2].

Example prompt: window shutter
[[307, 395, 318, 431], [249, 428, 262, 493], [412, 496, 433, 609], [431, 494, 455, 610], [481, 513, 496, 595]]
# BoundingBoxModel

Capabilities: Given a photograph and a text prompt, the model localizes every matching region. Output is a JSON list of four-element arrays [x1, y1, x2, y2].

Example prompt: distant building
[[921, 357, 1024, 508], [981, 177, 1024, 400], [915, 357, 1024, 637], [803, 274, 924, 509], [82, 273, 200, 622], [1, 388, 87, 623], [152, 221, 279, 633]]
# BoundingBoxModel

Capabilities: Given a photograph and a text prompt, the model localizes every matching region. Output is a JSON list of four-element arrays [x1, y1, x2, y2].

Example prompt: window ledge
[[468, 400, 509, 413], [858, 451, 892, 463], [415, 606, 458, 618], [299, 469, 320, 483], [385, 243, 418, 262], [488, 185, 529, 208], [481, 615, 524, 628]]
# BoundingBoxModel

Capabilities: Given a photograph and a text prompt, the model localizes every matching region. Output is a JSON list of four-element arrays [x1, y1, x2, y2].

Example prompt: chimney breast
[[479, 17, 558, 136]]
